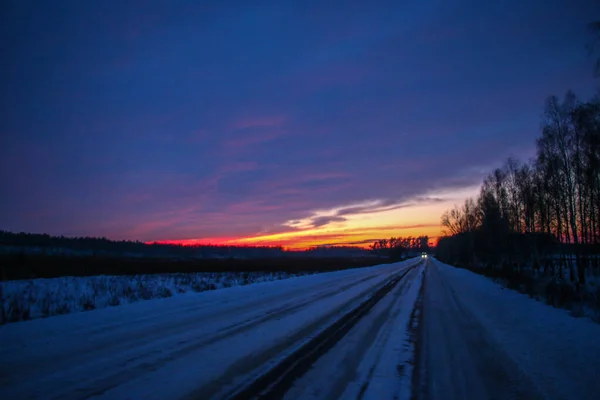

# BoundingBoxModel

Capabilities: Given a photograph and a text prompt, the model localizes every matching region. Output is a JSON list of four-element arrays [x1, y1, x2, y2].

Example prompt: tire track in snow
[[45, 269, 397, 399], [225, 263, 421, 400], [1, 269, 387, 390]]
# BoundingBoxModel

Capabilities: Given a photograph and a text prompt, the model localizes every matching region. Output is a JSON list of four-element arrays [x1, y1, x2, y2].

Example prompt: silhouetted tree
[[438, 91, 600, 287], [370, 235, 429, 260], [588, 21, 600, 76]]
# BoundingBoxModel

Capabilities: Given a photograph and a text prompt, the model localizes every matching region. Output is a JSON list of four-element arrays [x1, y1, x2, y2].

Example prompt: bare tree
[[587, 21, 600, 76]]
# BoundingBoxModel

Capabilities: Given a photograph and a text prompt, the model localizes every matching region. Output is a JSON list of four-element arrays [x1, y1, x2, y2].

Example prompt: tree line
[[0, 230, 286, 257], [370, 236, 430, 260], [437, 90, 600, 286], [0, 231, 377, 260], [437, 22, 600, 291]]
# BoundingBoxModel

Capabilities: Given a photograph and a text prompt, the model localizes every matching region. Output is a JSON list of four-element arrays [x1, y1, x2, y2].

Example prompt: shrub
[[156, 286, 172, 298], [56, 302, 70, 315], [80, 294, 95, 311], [108, 294, 120, 306], [545, 278, 577, 308], [6, 295, 30, 322]]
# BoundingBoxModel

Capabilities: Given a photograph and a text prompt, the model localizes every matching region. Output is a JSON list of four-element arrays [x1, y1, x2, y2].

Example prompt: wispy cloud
[[310, 215, 347, 228], [286, 196, 444, 230], [230, 222, 440, 249]]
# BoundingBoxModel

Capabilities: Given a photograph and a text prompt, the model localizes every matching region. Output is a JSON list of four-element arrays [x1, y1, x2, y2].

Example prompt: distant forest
[[0, 230, 287, 258], [0, 230, 378, 257], [0, 231, 388, 280], [0, 230, 429, 260], [369, 236, 430, 259]]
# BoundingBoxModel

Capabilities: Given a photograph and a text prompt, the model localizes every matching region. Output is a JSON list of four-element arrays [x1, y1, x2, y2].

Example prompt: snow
[[0, 259, 418, 400], [427, 258, 600, 399], [3, 257, 598, 399], [468, 255, 600, 322], [282, 265, 424, 400], [339, 266, 424, 400], [0, 271, 309, 324]]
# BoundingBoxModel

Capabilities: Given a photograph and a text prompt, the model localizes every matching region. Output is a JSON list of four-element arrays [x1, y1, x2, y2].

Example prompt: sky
[[1, 0, 599, 249]]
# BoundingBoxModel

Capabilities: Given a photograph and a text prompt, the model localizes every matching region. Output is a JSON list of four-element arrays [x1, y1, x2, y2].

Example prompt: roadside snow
[[431, 258, 600, 399], [0, 271, 309, 324]]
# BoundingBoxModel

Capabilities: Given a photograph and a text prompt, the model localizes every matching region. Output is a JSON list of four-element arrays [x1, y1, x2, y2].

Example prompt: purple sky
[[1, 0, 599, 245]]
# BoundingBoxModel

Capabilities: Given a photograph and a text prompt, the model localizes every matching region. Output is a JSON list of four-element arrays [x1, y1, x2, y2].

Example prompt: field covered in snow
[[0, 271, 309, 324]]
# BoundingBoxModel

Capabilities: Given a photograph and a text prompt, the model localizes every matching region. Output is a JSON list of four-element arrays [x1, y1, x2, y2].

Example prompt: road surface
[[1, 258, 600, 399]]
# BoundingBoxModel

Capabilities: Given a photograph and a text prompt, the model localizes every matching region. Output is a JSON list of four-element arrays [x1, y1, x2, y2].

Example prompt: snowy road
[[2, 257, 600, 400]]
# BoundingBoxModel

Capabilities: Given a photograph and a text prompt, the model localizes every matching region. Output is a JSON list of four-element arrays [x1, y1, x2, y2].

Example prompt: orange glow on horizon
[[149, 229, 440, 250], [149, 224, 441, 250], [147, 186, 477, 250]]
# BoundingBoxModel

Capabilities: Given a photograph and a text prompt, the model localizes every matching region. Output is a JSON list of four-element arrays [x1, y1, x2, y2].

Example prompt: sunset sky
[[2, 0, 599, 249]]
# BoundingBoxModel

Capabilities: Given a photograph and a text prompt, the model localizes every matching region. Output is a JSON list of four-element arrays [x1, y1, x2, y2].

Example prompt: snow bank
[[0, 271, 309, 324]]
